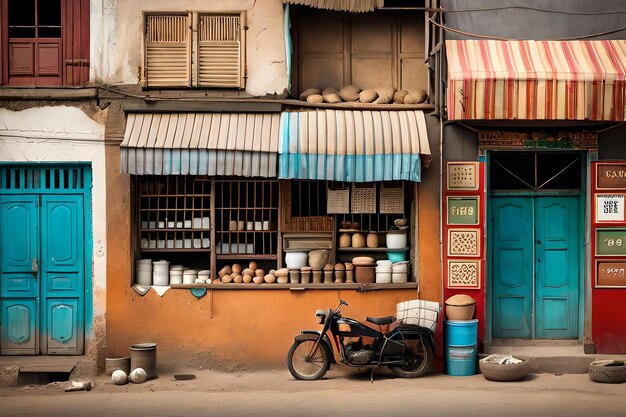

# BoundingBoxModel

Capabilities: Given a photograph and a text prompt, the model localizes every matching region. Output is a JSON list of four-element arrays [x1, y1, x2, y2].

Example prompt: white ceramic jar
[[386, 231, 407, 249], [285, 251, 308, 269]]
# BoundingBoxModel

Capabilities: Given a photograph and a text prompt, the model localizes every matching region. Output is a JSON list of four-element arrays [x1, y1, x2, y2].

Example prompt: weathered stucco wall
[[0, 106, 107, 363], [92, 0, 288, 96]]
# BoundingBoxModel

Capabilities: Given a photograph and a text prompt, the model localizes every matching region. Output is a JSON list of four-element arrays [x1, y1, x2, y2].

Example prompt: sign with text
[[595, 194, 626, 222], [447, 197, 479, 225], [597, 164, 626, 190], [596, 229, 626, 256], [597, 261, 626, 287]]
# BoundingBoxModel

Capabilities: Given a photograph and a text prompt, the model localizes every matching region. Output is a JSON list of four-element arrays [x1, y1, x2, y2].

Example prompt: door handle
[[32, 258, 39, 276], [536, 240, 542, 245]]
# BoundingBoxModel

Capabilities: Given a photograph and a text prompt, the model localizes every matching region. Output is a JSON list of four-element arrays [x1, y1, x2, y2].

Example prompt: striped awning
[[282, 0, 383, 13], [279, 110, 431, 182], [120, 113, 280, 176], [446, 40, 626, 121]]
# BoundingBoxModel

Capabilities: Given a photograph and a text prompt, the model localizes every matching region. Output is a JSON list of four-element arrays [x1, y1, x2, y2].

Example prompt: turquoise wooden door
[[0, 167, 87, 355], [492, 196, 580, 339], [535, 197, 579, 339], [0, 196, 39, 354], [492, 197, 533, 339], [41, 195, 84, 354]]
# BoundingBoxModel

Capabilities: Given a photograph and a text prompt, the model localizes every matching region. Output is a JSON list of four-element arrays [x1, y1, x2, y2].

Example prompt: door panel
[[492, 197, 533, 338], [41, 195, 84, 354], [1, 300, 38, 354], [535, 197, 579, 338], [0, 196, 39, 354]]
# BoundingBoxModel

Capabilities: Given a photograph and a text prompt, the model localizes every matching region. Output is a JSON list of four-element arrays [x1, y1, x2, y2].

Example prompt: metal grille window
[[142, 11, 246, 89]]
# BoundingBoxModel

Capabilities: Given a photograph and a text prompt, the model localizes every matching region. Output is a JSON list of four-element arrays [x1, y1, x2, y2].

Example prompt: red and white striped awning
[[446, 40, 626, 121]]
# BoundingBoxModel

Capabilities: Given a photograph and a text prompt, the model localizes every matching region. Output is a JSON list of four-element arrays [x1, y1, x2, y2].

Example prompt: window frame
[[0, 0, 89, 87]]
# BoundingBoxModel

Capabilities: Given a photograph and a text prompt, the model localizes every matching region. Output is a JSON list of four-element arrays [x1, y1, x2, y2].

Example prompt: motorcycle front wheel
[[390, 338, 433, 378], [287, 339, 331, 380]]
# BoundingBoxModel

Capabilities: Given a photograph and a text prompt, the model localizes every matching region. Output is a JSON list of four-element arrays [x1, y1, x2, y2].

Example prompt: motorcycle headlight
[[315, 309, 326, 324]]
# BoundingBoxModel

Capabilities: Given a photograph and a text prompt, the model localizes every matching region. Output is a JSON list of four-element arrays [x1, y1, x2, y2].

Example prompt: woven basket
[[380, 184, 404, 213]]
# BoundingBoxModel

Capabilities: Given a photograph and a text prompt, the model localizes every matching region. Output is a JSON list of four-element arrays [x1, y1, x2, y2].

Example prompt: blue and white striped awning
[[121, 113, 280, 176], [279, 110, 431, 182]]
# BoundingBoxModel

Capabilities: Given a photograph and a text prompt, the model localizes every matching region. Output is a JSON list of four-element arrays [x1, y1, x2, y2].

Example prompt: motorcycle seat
[[366, 316, 395, 326]]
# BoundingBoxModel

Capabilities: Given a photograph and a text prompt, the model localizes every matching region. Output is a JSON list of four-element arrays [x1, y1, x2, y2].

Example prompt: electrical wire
[[429, 16, 626, 41], [441, 6, 626, 15]]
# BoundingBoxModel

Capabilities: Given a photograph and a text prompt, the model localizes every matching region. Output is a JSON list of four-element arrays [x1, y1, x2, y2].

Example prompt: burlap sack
[[393, 89, 409, 104], [404, 88, 428, 104], [306, 94, 324, 104], [339, 85, 361, 102], [299, 88, 321, 101], [322, 87, 342, 103], [359, 89, 378, 103], [374, 87, 396, 104]]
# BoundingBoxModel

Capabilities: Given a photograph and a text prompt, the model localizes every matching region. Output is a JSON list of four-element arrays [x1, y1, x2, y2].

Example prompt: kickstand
[[370, 368, 375, 383]]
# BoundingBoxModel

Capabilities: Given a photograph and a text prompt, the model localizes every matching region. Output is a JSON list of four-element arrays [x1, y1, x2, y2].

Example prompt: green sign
[[447, 197, 479, 225], [596, 229, 626, 256]]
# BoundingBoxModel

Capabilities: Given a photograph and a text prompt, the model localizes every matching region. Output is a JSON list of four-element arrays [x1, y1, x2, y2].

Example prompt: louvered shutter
[[144, 14, 190, 87], [197, 14, 244, 88]]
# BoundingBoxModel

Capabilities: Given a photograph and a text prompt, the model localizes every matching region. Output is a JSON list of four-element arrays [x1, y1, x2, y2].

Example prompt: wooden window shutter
[[63, 0, 90, 86], [196, 13, 245, 88], [144, 14, 191, 88]]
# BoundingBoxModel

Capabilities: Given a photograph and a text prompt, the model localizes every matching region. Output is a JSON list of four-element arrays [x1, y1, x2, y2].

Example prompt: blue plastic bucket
[[446, 319, 478, 346], [445, 320, 478, 376], [445, 344, 477, 376]]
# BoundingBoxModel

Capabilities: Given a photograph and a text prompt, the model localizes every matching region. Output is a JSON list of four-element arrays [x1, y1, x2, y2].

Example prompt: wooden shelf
[[140, 228, 211, 232], [216, 254, 278, 260], [197, 282, 418, 290], [140, 249, 211, 252], [337, 247, 408, 252]]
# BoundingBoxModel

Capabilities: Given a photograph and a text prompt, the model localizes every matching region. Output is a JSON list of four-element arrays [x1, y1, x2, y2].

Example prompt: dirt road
[[0, 367, 624, 417]]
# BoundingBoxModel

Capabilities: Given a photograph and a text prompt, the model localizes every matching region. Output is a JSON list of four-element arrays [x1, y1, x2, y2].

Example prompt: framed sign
[[447, 162, 479, 190], [447, 196, 480, 225], [596, 260, 626, 288], [596, 163, 626, 190], [595, 229, 626, 256], [595, 194, 625, 223], [447, 229, 481, 257], [447, 260, 481, 289]]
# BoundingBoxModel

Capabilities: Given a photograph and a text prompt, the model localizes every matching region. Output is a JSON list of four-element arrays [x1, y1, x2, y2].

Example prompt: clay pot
[[312, 270, 323, 284], [222, 274, 233, 283], [232, 264, 242, 274], [243, 275, 253, 284], [252, 275, 264, 284], [309, 250, 330, 270], [345, 270, 354, 283], [218, 266, 232, 277], [339, 233, 351, 248], [324, 270, 334, 283], [249, 261, 258, 271], [264, 274, 276, 284], [351, 233, 366, 248], [242, 268, 253, 276], [255, 268, 265, 277], [274, 268, 289, 277], [289, 270, 300, 284], [366, 233, 379, 248], [300, 268, 312, 284], [335, 270, 345, 283], [233, 274, 243, 284], [276, 275, 288, 284]]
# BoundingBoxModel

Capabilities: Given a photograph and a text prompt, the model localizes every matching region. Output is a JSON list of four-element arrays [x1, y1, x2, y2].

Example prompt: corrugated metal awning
[[282, 0, 383, 13], [446, 39, 626, 121], [279, 110, 431, 182], [120, 113, 280, 176]]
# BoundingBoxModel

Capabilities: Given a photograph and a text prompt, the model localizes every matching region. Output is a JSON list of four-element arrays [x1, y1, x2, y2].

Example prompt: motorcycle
[[287, 299, 436, 380]]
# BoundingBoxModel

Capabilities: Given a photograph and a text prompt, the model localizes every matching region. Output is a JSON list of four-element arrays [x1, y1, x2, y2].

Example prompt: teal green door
[[1, 166, 87, 355], [492, 196, 579, 339]]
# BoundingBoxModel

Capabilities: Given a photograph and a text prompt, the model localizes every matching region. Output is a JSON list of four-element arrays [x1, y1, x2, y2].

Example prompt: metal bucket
[[130, 342, 157, 379]]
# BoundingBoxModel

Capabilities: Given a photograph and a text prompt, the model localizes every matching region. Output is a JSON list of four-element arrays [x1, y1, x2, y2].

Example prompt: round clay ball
[[112, 370, 128, 385], [129, 368, 147, 384]]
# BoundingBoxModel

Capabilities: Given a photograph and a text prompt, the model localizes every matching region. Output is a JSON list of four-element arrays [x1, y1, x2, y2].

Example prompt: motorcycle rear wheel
[[390, 338, 433, 378], [287, 339, 331, 380]]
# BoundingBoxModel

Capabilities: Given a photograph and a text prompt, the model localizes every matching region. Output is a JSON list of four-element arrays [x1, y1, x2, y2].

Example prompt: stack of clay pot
[[216, 261, 292, 285], [345, 262, 354, 283], [323, 263, 334, 283], [334, 263, 345, 283]]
